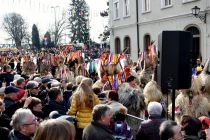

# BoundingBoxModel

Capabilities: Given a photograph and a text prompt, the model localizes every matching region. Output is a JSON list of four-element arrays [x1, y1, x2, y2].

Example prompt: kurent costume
[[171, 77, 209, 124], [118, 82, 145, 137]]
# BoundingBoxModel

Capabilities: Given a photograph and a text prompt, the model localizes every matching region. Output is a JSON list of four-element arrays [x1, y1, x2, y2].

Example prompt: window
[[114, 1, 119, 19], [142, 0, 150, 13], [123, 0, 130, 17], [161, 0, 172, 8], [124, 36, 131, 54], [144, 34, 151, 52], [115, 38, 121, 54]]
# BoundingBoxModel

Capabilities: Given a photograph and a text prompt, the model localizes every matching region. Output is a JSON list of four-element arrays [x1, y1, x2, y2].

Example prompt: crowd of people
[[0, 48, 210, 140]]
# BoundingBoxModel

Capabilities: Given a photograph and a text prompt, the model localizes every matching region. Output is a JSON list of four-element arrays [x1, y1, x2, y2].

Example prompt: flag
[[112, 54, 118, 64], [112, 74, 118, 90], [108, 53, 113, 64]]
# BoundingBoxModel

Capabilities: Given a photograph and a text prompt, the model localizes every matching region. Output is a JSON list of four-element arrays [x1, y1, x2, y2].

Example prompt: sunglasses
[[33, 87, 39, 89]]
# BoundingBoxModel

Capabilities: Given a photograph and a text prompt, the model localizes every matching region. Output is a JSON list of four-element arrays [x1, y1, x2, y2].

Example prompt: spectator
[[15, 77, 26, 100], [111, 108, 132, 139], [181, 115, 202, 140], [136, 101, 165, 140], [82, 104, 115, 140], [106, 90, 127, 114], [8, 108, 38, 140], [68, 78, 100, 140], [33, 119, 75, 140], [25, 81, 40, 98], [3, 86, 25, 118], [159, 120, 183, 140], [0, 99, 11, 129], [42, 88, 67, 118], [0, 127, 10, 140], [0, 64, 14, 86], [23, 97, 44, 121], [63, 82, 73, 108]]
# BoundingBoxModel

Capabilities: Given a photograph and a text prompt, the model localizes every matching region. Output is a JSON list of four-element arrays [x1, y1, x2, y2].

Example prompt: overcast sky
[[0, 0, 108, 44]]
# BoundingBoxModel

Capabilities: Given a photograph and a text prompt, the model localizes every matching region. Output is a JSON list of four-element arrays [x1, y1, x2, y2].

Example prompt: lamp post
[[51, 6, 60, 46], [191, 6, 207, 23]]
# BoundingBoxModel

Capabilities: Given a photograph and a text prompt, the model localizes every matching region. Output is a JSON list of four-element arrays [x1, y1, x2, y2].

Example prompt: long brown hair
[[33, 119, 75, 140], [75, 78, 96, 109]]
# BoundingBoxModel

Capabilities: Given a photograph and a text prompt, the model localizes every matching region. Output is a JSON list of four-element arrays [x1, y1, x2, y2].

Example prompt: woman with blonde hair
[[33, 119, 75, 140], [68, 77, 100, 140]]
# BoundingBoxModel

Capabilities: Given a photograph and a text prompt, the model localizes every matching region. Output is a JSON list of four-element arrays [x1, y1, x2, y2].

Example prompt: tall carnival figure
[[170, 76, 209, 124]]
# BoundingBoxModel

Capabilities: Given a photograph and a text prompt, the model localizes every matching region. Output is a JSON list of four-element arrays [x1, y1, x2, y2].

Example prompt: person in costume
[[195, 58, 204, 75], [170, 77, 209, 124], [118, 75, 145, 138]]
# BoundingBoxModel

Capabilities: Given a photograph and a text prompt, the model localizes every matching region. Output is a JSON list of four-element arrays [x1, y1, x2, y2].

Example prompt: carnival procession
[[1, 0, 210, 140]]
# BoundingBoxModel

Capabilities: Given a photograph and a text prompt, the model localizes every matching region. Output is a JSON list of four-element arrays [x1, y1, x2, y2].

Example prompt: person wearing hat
[[25, 81, 40, 98], [3, 86, 25, 118], [38, 78, 51, 104], [136, 101, 165, 140]]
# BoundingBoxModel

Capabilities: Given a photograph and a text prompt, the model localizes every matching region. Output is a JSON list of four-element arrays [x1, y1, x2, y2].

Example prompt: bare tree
[[50, 11, 68, 46], [2, 12, 28, 49]]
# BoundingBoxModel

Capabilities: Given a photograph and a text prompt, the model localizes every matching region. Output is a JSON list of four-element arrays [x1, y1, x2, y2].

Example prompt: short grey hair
[[10, 108, 34, 131], [92, 104, 111, 121], [147, 101, 163, 115]]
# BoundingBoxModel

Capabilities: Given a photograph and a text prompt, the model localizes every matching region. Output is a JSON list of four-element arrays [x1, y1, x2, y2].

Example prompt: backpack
[[111, 111, 132, 140]]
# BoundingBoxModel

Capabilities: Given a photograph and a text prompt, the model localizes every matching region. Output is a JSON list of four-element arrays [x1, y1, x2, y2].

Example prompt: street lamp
[[191, 6, 207, 23]]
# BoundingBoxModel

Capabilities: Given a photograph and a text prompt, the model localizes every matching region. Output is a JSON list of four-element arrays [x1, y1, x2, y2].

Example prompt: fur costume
[[171, 77, 209, 124], [204, 75, 210, 100], [118, 83, 145, 137], [143, 80, 162, 105], [40, 63, 50, 76], [22, 60, 36, 75]]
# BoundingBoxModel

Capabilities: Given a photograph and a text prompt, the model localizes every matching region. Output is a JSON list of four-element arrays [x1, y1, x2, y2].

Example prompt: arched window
[[185, 26, 201, 66], [144, 34, 151, 52], [115, 37, 121, 54], [124, 36, 131, 54]]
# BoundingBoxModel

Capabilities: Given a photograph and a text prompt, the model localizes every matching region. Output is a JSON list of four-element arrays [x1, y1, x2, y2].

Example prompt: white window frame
[[142, 0, 151, 13], [182, 0, 199, 4], [113, 0, 120, 20], [123, 0, 130, 17], [161, 0, 172, 9]]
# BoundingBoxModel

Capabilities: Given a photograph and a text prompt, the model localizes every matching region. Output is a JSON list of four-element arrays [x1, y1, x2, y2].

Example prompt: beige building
[[109, 0, 210, 64]]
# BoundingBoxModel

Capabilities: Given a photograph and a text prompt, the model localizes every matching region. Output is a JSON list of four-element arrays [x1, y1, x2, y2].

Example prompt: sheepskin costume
[[204, 75, 210, 100], [118, 83, 145, 138], [138, 69, 153, 89], [143, 80, 162, 105], [172, 77, 209, 124]]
